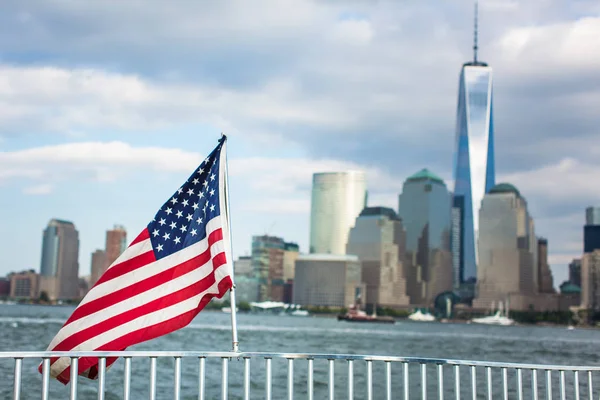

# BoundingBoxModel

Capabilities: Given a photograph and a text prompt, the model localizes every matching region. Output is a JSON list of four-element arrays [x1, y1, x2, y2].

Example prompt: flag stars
[[199, 192, 205, 199], [210, 173, 216, 181], [156, 244, 164, 252], [177, 188, 183, 194], [203, 180, 208, 188], [187, 188, 194, 196], [176, 210, 183, 218], [180, 225, 187, 233], [163, 232, 170, 240], [210, 204, 215, 212], [182, 199, 189, 207], [192, 178, 199, 185], [165, 207, 173, 215], [170, 222, 177, 229], [190, 229, 197, 236], [159, 218, 166, 226], [152, 229, 160, 237], [197, 167, 204, 174], [210, 189, 215, 196], [174, 237, 181, 244], [196, 217, 203, 224], [186, 213, 193, 221], [192, 203, 199, 210], [170, 197, 178, 205]]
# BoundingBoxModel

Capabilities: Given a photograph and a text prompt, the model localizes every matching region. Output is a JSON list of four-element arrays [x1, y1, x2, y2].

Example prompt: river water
[[0, 304, 598, 399]]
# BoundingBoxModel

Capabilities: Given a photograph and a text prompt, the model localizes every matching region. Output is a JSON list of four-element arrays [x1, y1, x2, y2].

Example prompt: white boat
[[471, 300, 515, 326], [290, 310, 309, 317], [408, 309, 436, 322], [221, 307, 239, 313]]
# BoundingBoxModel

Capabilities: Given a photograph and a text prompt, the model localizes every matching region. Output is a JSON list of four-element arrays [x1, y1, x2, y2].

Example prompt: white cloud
[[23, 183, 53, 195], [330, 19, 374, 45], [500, 158, 600, 201]]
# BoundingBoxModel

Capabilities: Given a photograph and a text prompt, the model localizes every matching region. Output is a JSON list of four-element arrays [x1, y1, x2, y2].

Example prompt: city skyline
[[0, 1, 598, 289]]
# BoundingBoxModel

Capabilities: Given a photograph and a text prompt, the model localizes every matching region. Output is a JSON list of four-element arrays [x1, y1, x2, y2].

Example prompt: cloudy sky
[[0, 0, 598, 287]]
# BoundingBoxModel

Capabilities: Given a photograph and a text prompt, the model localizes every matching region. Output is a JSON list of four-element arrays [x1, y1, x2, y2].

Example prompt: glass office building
[[398, 169, 453, 305], [452, 54, 495, 289], [309, 172, 367, 255], [40, 219, 80, 300]]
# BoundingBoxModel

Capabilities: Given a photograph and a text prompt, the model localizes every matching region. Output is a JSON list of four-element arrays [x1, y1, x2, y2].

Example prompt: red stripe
[[130, 228, 150, 245], [94, 250, 155, 287], [54, 275, 233, 385], [52, 252, 227, 352], [63, 229, 223, 327]]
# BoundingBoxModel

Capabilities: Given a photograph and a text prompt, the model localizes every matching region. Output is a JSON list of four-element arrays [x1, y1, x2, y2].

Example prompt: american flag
[[40, 136, 234, 384]]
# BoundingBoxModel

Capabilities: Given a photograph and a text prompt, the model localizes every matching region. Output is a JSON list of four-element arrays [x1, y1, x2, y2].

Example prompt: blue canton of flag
[[148, 139, 225, 259]]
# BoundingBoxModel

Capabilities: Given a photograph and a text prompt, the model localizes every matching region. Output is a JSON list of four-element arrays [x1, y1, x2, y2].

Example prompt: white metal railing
[[1, 351, 598, 399]]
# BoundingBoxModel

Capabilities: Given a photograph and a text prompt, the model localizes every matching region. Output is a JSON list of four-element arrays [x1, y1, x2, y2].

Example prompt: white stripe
[[50, 271, 230, 379], [79, 217, 223, 307], [108, 238, 152, 269], [47, 239, 226, 351]]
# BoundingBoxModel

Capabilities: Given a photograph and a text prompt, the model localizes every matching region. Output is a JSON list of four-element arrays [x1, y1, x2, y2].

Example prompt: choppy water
[[1, 304, 599, 399]]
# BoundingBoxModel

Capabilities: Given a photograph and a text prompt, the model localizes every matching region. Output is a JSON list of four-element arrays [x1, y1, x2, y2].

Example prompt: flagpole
[[221, 133, 240, 352]]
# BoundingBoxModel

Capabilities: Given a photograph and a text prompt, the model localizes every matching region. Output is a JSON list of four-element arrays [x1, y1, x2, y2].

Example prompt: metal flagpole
[[221, 133, 240, 352]]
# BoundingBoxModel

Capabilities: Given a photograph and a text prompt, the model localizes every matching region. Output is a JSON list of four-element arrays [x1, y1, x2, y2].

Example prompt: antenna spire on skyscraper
[[473, 1, 479, 63]]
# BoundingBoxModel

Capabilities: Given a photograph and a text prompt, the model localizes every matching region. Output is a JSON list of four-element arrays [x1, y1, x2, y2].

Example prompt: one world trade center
[[451, 2, 495, 298]]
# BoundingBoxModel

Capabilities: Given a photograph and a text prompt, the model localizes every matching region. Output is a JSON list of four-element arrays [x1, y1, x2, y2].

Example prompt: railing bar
[[221, 357, 228, 400], [329, 359, 335, 400], [42, 358, 50, 400], [70, 357, 78, 400], [574, 371, 580, 400], [149, 357, 157, 400], [13, 358, 22, 400], [386, 362, 392, 400], [454, 365, 460, 400], [404, 362, 410, 400], [288, 358, 294, 400], [422, 363, 427, 400], [532, 369, 538, 400], [560, 370, 566, 400], [173, 357, 181, 400], [367, 360, 373, 400], [587, 371, 592, 400], [348, 360, 354, 400], [244, 358, 250, 400], [517, 368, 523, 400], [308, 359, 314, 400], [97, 357, 106, 400], [438, 364, 444, 400], [546, 370, 552, 400], [123, 357, 132, 400], [502, 368, 508, 400], [198, 357, 205, 400], [471, 365, 476, 400], [486, 366, 492, 400], [266, 358, 272, 400]]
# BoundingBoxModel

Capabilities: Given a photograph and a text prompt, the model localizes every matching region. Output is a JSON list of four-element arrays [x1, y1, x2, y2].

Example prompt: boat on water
[[337, 304, 395, 324], [471, 299, 515, 326], [407, 309, 436, 322]]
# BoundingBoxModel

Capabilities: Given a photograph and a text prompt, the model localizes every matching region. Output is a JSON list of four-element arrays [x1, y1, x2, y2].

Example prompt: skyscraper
[[474, 183, 536, 310], [309, 171, 367, 255], [347, 207, 410, 309], [39, 219, 80, 300], [105, 225, 127, 268], [90, 249, 106, 287], [451, 3, 495, 289], [398, 169, 453, 305]]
